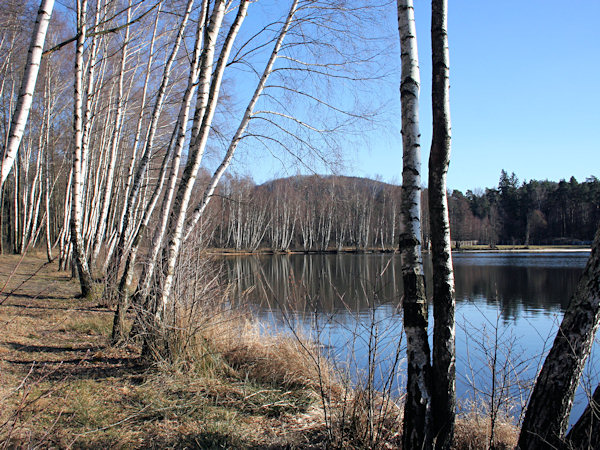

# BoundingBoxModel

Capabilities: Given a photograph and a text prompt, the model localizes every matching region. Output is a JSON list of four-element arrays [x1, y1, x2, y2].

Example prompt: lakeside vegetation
[[4, 171, 599, 257], [206, 244, 592, 254], [1, 0, 599, 446], [1, 255, 520, 448]]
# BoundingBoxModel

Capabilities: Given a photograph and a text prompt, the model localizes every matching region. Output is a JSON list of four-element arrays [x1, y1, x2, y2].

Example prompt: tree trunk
[[102, 3, 162, 275], [1, 0, 55, 189], [518, 226, 600, 449], [110, 0, 202, 344], [157, 0, 245, 318], [429, 0, 456, 448], [397, 1, 433, 448], [565, 383, 600, 449], [184, 0, 299, 241], [90, 2, 131, 272], [70, 0, 94, 298]]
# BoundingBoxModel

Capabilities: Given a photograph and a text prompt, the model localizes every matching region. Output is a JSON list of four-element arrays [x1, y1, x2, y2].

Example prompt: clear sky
[[238, 0, 600, 192]]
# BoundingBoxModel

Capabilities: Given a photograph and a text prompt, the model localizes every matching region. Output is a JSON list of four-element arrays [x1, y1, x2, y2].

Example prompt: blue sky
[[237, 0, 600, 192]]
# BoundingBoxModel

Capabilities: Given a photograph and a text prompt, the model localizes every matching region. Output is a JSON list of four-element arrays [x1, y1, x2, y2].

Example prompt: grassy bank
[[0, 254, 518, 448]]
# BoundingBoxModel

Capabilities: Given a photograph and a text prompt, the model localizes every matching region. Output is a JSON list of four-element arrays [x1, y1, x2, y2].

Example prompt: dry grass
[[1, 253, 523, 449], [212, 319, 335, 391], [454, 413, 518, 449], [0, 254, 331, 448]]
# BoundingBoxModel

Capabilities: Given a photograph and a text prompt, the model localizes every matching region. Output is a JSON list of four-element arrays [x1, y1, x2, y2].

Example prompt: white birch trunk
[[44, 144, 52, 261], [157, 0, 242, 318], [0, 0, 55, 189], [397, 1, 433, 447], [71, 0, 94, 298], [106, 3, 162, 272], [183, 0, 299, 241], [90, 3, 132, 270], [108, 0, 194, 282], [58, 167, 72, 270], [127, 0, 210, 315]]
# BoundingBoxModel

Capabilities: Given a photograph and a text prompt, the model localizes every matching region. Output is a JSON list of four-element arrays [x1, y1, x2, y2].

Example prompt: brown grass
[[0, 254, 331, 448], [0, 253, 521, 449], [454, 413, 518, 449]]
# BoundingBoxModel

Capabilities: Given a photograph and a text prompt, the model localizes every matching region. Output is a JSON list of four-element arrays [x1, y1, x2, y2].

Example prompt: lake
[[220, 251, 597, 425]]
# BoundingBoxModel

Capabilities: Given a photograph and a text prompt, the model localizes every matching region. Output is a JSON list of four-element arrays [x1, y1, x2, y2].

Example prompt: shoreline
[[205, 246, 592, 256], [0, 254, 520, 448], [453, 248, 591, 253]]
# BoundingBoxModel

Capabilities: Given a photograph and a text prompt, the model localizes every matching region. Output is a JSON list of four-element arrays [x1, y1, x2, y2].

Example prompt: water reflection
[[219, 251, 594, 423], [224, 253, 403, 315], [222, 252, 588, 320]]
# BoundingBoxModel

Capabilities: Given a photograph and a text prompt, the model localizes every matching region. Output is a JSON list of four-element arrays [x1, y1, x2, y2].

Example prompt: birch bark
[[1, 0, 55, 189], [102, 3, 162, 274], [125, 0, 210, 326], [157, 0, 247, 319], [90, 2, 131, 271], [183, 0, 300, 242], [71, 0, 95, 298], [429, 0, 456, 447], [108, 0, 194, 283], [44, 144, 52, 261], [397, 1, 432, 447], [518, 226, 600, 449], [565, 383, 600, 449]]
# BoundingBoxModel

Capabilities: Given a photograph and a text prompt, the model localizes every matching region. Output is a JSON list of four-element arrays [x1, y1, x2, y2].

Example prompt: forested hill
[[198, 171, 600, 251]]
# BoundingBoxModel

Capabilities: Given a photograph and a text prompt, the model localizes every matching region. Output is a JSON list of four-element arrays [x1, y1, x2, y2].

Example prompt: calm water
[[220, 251, 597, 424]]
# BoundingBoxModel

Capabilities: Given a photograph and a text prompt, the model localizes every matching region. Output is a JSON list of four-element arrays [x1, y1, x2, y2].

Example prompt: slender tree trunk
[[0, 0, 55, 189], [397, 1, 432, 448], [13, 162, 19, 254], [90, 3, 131, 272], [44, 149, 52, 261], [518, 226, 600, 449], [58, 168, 72, 270], [429, 1, 456, 448], [110, 0, 203, 343], [157, 0, 245, 319], [42, 73, 53, 262], [71, 0, 94, 298], [183, 0, 299, 241], [111, 121, 179, 343], [126, 1, 211, 331], [105, 3, 162, 273], [108, 0, 193, 285]]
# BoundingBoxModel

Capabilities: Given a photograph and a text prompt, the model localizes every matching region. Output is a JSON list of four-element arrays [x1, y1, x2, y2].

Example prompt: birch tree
[[100, 2, 162, 274], [429, 0, 456, 447], [155, 0, 245, 320], [108, 0, 194, 280], [89, 0, 133, 271], [71, 0, 95, 297], [396, 1, 433, 447], [0, 0, 54, 190], [182, 0, 300, 245], [518, 225, 600, 448]]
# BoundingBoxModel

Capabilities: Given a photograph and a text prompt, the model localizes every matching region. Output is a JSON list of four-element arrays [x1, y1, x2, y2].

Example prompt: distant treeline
[[449, 170, 599, 246], [196, 170, 600, 251]]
